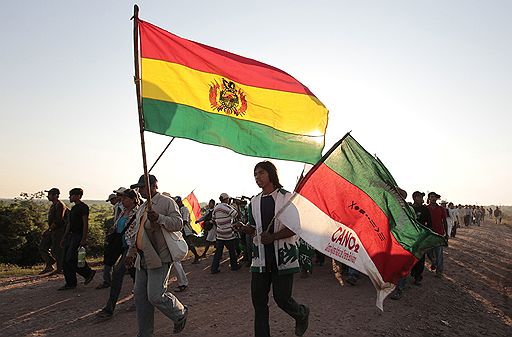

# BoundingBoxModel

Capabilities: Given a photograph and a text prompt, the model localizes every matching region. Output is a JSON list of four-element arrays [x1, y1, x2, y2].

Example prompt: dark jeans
[[251, 269, 308, 337], [410, 254, 425, 280], [39, 228, 65, 271], [104, 249, 136, 314], [63, 233, 93, 287], [211, 239, 238, 272]]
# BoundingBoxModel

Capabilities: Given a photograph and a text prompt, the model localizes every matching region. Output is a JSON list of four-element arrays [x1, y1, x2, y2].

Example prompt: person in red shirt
[[427, 192, 448, 277]]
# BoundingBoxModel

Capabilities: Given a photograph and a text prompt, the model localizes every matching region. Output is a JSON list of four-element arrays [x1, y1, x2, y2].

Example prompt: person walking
[[196, 199, 216, 258], [97, 189, 126, 289], [96, 189, 139, 319], [126, 174, 188, 336], [234, 161, 309, 337], [494, 207, 503, 224], [39, 188, 68, 274], [175, 196, 201, 264], [427, 192, 448, 277], [210, 193, 240, 273], [58, 188, 95, 290]]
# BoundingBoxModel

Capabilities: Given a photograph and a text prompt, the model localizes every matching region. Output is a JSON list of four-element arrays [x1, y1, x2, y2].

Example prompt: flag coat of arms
[[138, 20, 328, 164], [276, 133, 447, 309]]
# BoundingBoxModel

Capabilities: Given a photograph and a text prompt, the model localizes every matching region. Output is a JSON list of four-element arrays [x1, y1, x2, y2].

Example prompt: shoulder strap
[[121, 214, 137, 235]]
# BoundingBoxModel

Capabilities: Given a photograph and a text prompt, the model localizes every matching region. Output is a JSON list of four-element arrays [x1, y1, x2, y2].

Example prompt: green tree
[[0, 192, 47, 265]]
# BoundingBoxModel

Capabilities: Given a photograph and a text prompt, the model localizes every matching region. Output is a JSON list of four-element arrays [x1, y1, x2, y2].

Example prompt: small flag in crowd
[[138, 19, 328, 164], [184, 192, 202, 234], [276, 133, 447, 309]]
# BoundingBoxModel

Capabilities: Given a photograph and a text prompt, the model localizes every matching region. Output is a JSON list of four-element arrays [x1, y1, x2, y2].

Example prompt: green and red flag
[[276, 133, 447, 309], [183, 192, 202, 234], [137, 19, 328, 164]]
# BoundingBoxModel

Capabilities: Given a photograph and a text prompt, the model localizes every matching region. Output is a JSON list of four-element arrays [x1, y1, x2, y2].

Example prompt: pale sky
[[1, 1, 511, 205]]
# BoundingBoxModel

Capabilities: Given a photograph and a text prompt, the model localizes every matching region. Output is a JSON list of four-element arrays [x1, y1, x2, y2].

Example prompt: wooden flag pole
[[132, 4, 152, 209]]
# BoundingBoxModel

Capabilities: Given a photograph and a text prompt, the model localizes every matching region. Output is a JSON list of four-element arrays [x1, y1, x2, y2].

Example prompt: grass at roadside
[[0, 256, 103, 278]]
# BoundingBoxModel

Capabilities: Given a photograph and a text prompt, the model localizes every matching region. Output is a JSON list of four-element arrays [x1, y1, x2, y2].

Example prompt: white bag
[[162, 229, 189, 261]]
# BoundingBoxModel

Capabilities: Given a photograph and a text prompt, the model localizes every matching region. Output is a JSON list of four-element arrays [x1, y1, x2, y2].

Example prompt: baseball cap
[[175, 196, 182, 203], [412, 191, 425, 198], [130, 174, 158, 189], [220, 192, 230, 200], [113, 187, 128, 194], [428, 191, 441, 199], [106, 193, 117, 202], [45, 188, 60, 195]]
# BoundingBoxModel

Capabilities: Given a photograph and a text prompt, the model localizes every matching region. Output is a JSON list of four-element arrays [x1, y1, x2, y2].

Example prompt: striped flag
[[183, 192, 202, 234], [276, 133, 446, 309], [138, 20, 328, 164]]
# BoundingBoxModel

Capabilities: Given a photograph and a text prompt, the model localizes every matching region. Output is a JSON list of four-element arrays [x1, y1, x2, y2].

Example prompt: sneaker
[[95, 282, 110, 289], [173, 305, 188, 333], [95, 309, 113, 319], [84, 270, 96, 285], [57, 284, 76, 291], [390, 290, 402, 300], [295, 305, 309, 336], [175, 285, 188, 292]]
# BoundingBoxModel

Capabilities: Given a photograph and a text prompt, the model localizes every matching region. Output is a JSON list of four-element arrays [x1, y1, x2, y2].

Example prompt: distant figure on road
[[427, 192, 448, 278], [494, 207, 503, 224], [211, 193, 239, 274], [196, 199, 216, 258], [39, 188, 68, 274]]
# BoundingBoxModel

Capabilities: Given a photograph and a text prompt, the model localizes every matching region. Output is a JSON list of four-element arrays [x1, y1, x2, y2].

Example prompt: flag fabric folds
[[276, 133, 447, 309], [183, 192, 202, 234], [138, 20, 328, 164]]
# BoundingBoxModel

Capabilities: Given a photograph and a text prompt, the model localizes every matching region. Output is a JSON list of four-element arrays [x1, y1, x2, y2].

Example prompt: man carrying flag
[[234, 161, 309, 337]]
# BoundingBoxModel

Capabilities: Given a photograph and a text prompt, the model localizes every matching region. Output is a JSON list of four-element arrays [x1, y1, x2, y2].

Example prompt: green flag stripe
[[142, 98, 323, 164]]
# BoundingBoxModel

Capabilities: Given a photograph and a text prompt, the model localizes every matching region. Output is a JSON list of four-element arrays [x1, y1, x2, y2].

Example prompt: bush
[[0, 192, 113, 266], [0, 193, 47, 265]]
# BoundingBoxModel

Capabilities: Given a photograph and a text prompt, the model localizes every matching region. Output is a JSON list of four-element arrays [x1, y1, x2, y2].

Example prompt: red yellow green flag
[[276, 134, 447, 309], [138, 19, 328, 164], [183, 192, 202, 234]]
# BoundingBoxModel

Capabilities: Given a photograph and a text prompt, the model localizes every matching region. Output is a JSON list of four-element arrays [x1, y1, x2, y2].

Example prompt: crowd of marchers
[[37, 170, 505, 336], [37, 161, 309, 337]]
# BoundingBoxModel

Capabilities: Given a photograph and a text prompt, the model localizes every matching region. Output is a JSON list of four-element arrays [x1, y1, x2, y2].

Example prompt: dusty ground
[[1, 220, 511, 337]]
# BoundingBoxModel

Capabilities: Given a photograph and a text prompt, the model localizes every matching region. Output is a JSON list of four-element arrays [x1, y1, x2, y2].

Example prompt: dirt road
[[1, 220, 510, 337]]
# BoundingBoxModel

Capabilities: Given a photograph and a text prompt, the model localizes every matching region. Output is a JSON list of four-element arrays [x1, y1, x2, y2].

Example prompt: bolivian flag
[[138, 20, 328, 164], [276, 134, 447, 309], [183, 192, 202, 234]]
